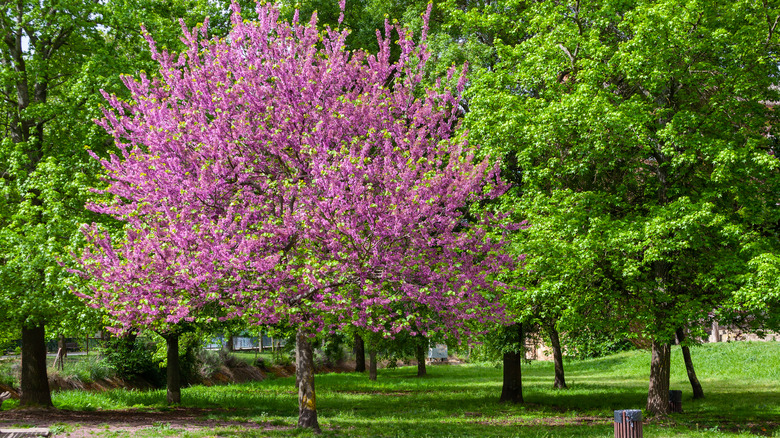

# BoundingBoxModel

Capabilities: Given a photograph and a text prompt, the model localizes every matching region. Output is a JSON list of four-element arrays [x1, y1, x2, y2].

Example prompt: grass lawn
[[2, 341, 778, 437]]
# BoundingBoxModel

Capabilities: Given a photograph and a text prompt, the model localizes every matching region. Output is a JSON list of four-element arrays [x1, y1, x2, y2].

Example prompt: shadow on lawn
[[43, 356, 780, 438]]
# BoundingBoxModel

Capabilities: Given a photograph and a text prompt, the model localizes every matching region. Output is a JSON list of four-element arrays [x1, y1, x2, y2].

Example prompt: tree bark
[[545, 323, 567, 389], [676, 328, 704, 399], [165, 333, 181, 405], [354, 334, 366, 373], [295, 329, 320, 432], [55, 334, 67, 371], [368, 350, 378, 381], [20, 324, 53, 407], [415, 340, 427, 377], [499, 323, 524, 403], [646, 338, 671, 415]]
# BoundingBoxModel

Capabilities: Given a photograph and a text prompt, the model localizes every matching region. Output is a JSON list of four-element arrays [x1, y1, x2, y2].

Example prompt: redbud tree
[[79, 2, 513, 430]]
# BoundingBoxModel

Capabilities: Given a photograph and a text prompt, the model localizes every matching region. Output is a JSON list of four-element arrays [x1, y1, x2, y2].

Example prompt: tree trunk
[[368, 350, 378, 381], [56, 334, 67, 371], [676, 328, 704, 399], [499, 323, 524, 403], [415, 341, 427, 377], [20, 324, 53, 407], [712, 320, 721, 342], [295, 329, 320, 432], [165, 333, 181, 405], [545, 323, 567, 389], [354, 334, 366, 373], [646, 338, 671, 415]]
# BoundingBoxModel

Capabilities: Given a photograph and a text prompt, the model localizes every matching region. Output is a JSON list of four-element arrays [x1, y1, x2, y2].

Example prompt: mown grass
[[4, 341, 780, 437]]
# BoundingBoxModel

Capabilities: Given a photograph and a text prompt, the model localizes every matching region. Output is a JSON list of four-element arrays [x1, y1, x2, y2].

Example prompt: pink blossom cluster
[[77, 2, 514, 337]]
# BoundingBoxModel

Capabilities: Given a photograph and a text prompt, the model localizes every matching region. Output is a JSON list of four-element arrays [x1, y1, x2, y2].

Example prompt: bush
[[197, 349, 222, 378], [315, 333, 348, 368], [561, 328, 634, 359], [177, 332, 203, 385], [102, 335, 164, 386]]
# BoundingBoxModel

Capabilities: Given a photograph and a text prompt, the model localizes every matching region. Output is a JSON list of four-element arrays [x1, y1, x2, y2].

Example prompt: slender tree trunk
[[499, 323, 524, 403], [368, 350, 378, 381], [647, 338, 671, 415], [545, 323, 567, 389], [20, 324, 53, 407], [354, 334, 366, 373], [56, 334, 67, 371], [165, 333, 181, 405], [712, 320, 720, 342], [295, 329, 320, 432], [676, 328, 704, 399], [415, 341, 427, 377]]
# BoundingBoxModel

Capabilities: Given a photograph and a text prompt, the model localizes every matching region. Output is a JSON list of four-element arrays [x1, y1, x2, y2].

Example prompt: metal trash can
[[669, 390, 683, 413], [614, 409, 643, 438]]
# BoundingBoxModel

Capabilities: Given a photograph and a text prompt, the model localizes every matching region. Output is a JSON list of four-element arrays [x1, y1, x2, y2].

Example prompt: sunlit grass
[[6, 341, 780, 437]]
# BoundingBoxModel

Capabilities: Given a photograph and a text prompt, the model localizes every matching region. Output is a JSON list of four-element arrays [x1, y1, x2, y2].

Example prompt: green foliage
[[316, 332, 349, 368], [458, 0, 780, 346], [561, 328, 635, 360], [0, 358, 19, 389], [102, 335, 164, 386]]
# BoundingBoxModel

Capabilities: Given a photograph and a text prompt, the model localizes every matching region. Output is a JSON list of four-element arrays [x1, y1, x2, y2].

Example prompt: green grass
[[230, 351, 280, 366], [7, 342, 780, 437]]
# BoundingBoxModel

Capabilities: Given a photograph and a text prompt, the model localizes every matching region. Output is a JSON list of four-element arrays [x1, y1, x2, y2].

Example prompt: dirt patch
[[0, 407, 291, 438]]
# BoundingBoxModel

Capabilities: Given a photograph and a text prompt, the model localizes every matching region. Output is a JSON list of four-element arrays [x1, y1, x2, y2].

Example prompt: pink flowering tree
[[79, 1, 514, 430]]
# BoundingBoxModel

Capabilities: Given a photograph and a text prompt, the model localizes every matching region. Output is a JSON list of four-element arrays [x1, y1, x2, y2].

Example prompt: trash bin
[[669, 390, 683, 413], [614, 409, 643, 438]]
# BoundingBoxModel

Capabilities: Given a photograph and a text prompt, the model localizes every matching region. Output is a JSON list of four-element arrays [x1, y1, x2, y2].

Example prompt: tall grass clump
[[49, 354, 116, 383], [0, 358, 19, 388]]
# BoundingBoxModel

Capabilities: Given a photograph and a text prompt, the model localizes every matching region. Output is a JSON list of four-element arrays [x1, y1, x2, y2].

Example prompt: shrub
[[102, 335, 164, 386], [196, 349, 222, 378], [561, 328, 634, 359]]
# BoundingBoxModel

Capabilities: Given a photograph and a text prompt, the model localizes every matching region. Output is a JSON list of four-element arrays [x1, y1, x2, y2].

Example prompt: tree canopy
[[460, 0, 780, 414], [79, 2, 514, 428]]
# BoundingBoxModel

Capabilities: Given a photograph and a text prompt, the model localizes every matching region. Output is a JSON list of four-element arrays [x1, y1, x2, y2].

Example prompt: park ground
[[0, 341, 778, 437]]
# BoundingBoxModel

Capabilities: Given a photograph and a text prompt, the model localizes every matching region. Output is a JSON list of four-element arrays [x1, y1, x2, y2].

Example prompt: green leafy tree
[[0, 0, 247, 407], [461, 0, 780, 415]]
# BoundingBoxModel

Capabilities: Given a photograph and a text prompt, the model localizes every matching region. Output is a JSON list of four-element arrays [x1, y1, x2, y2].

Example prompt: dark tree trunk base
[[296, 329, 320, 432], [677, 328, 704, 399], [647, 339, 671, 415], [500, 323, 524, 403], [416, 341, 427, 377], [166, 333, 181, 405], [546, 323, 567, 389], [368, 350, 378, 381], [20, 324, 53, 408], [354, 334, 366, 373]]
